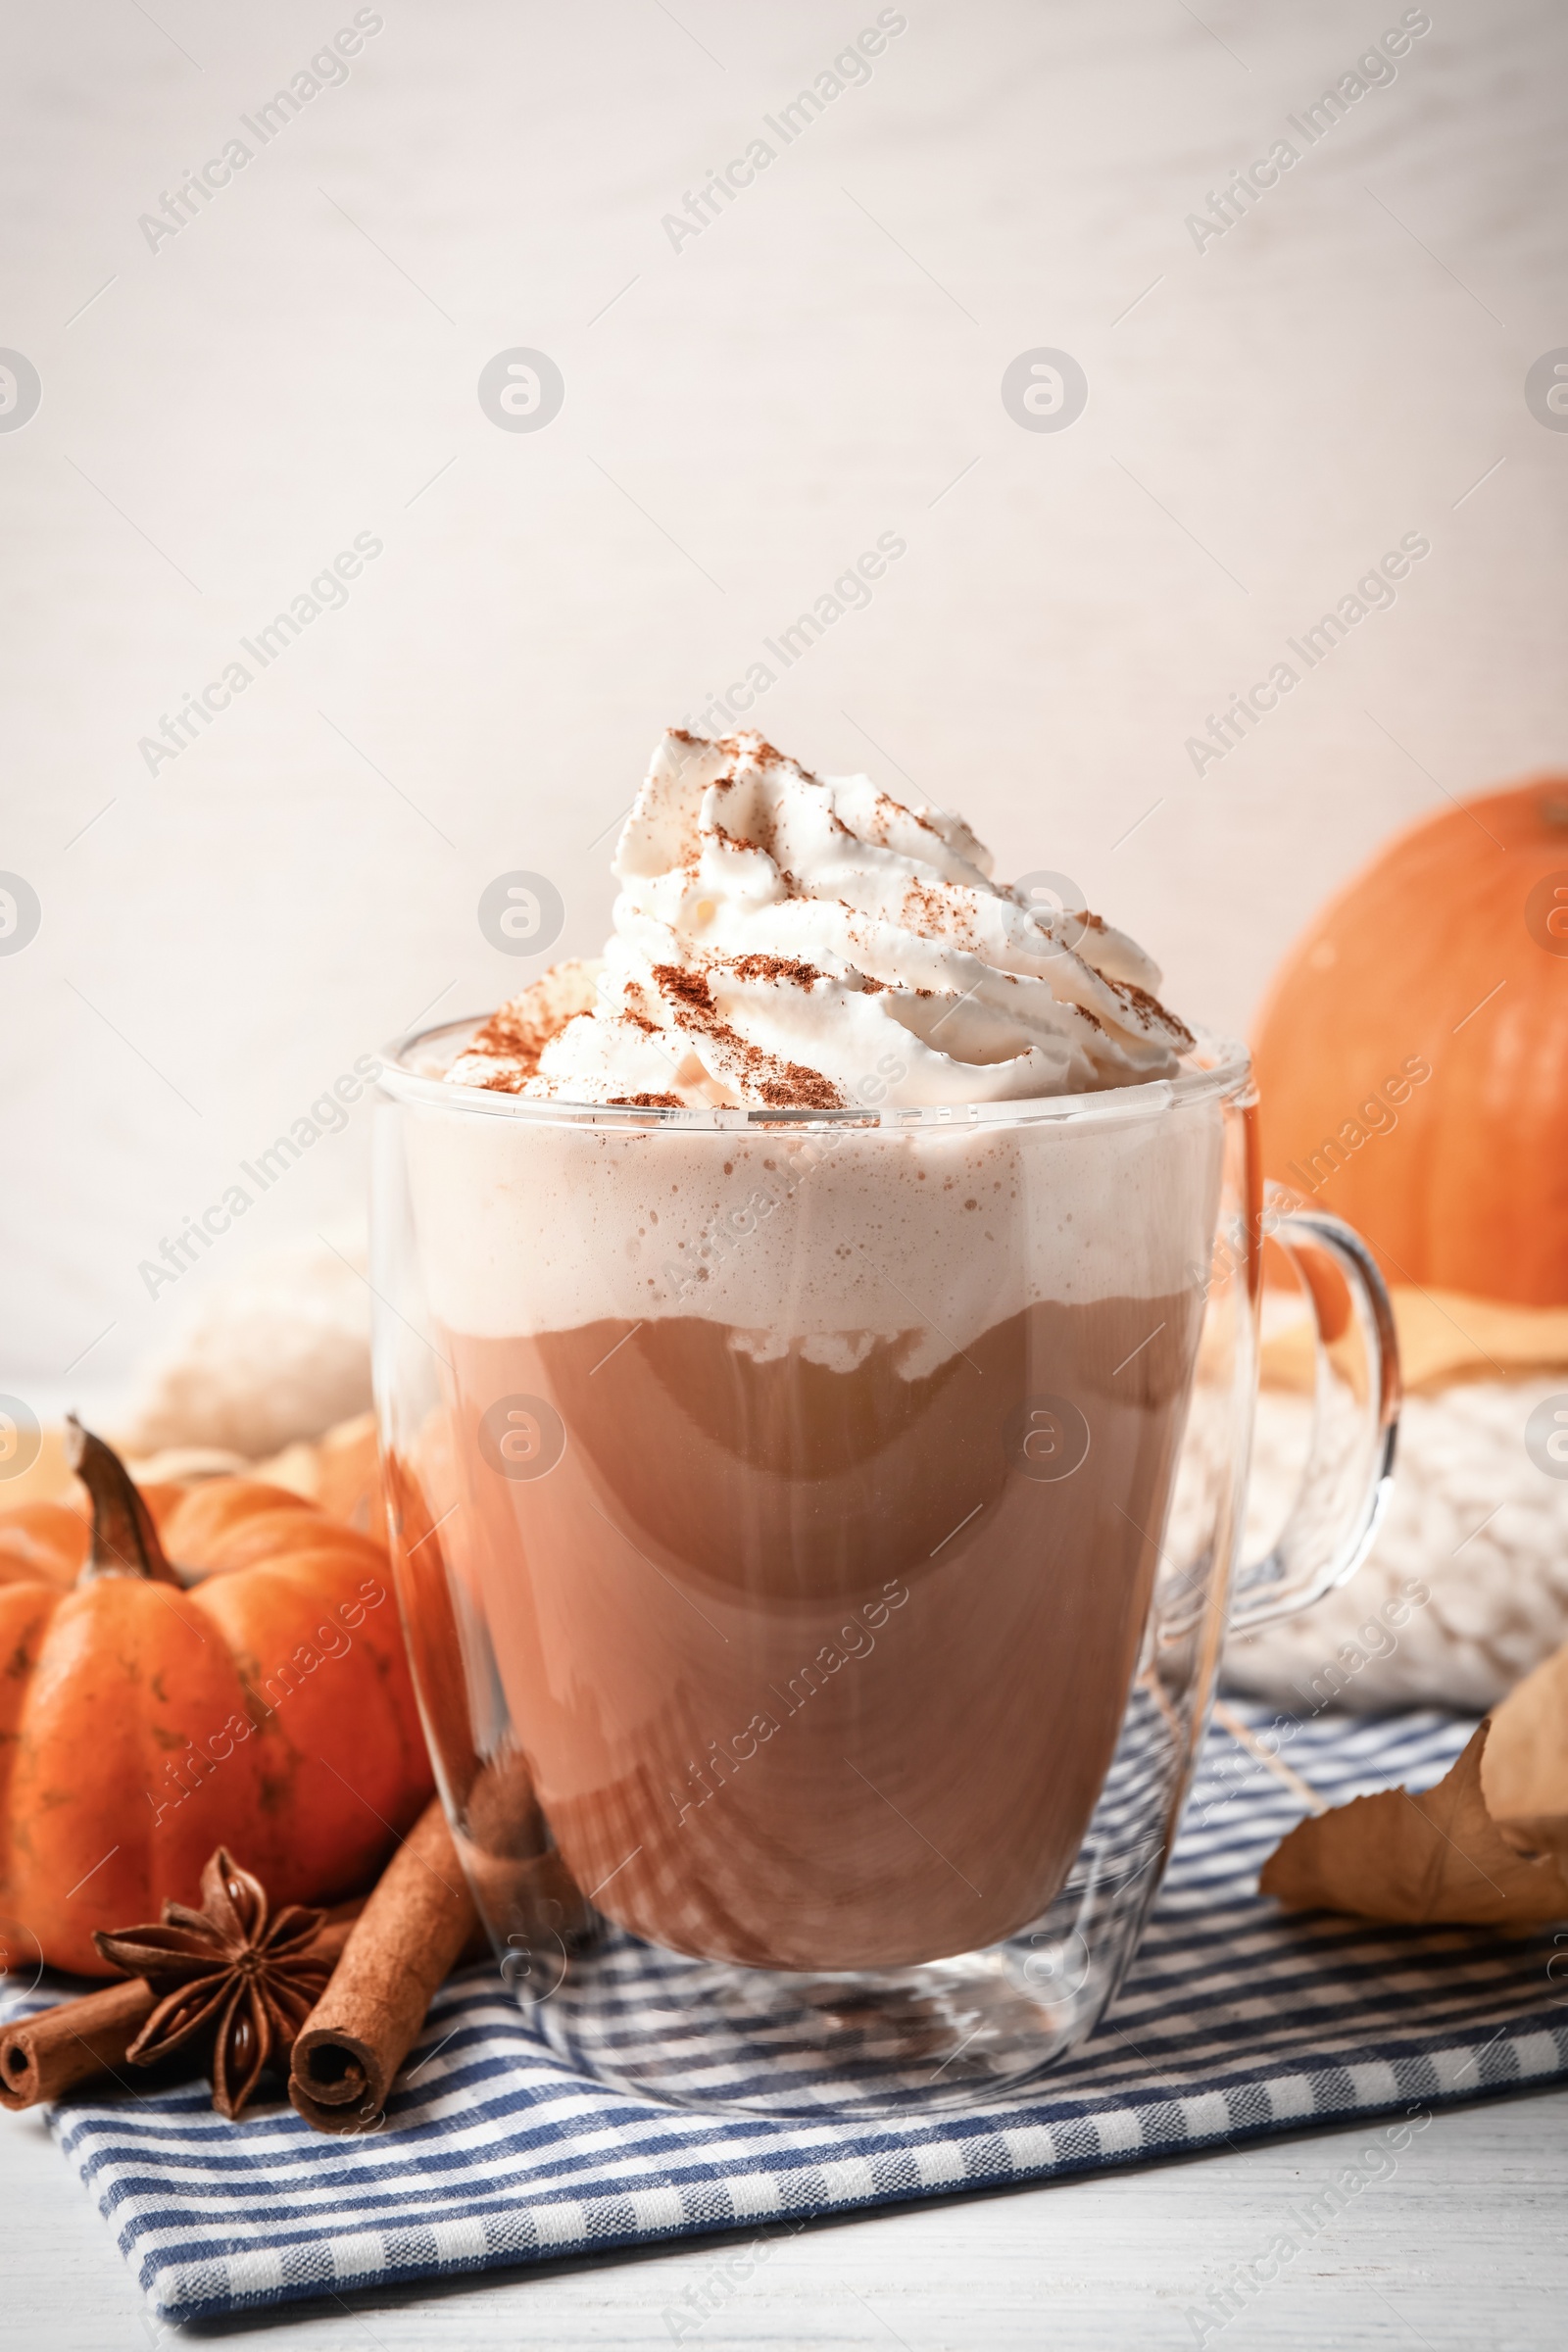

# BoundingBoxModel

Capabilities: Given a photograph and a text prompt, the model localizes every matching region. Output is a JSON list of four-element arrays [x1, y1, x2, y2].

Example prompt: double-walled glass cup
[[372, 1021, 1398, 2119]]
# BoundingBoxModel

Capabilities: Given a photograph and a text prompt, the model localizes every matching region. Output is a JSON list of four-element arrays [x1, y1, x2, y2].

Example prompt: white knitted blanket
[[1226, 1377, 1568, 1713]]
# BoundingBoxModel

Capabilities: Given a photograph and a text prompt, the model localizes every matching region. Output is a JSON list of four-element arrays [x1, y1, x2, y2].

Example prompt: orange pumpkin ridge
[[0, 1422, 432, 1976], [158, 1480, 316, 1577], [1253, 777, 1568, 1305], [0, 1501, 87, 1591]]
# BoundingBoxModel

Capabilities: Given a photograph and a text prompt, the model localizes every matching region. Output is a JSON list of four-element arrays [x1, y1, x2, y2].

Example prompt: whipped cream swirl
[[449, 730, 1194, 1108]]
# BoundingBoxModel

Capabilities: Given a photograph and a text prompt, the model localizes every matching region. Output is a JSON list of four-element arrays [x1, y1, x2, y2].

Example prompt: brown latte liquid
[[437, 1294, 1201, 1972]]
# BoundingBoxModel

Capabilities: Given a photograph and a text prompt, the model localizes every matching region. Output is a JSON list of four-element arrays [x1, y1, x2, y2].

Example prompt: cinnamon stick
[[0, 1913, 358, 2112], [289, 1798, 477, 2133], [0, 1978, 154, 2111]]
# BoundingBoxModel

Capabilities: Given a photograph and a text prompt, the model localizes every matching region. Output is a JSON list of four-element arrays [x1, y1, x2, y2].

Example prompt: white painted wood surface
[[2, 2087, 1565, 2346]]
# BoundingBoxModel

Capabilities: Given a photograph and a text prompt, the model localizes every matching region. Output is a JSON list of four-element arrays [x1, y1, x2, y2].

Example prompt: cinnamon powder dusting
[[725, 954, 824, 989], [463, 1005, 565, 1093], [758, 1065, 842, 1109], [466, 1002, 556, 1078], [901, 879, 948, 931], [1111, 977, 1195, 1052], [650, 958, 844, 1108], [651, 963, 715, 1017], [461, 962, 599, 1093]]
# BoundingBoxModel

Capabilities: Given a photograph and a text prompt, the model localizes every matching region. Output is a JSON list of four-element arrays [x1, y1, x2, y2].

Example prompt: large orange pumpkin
[[1253, 778, 1568, 1304], [0, 1423, 431, 1975]]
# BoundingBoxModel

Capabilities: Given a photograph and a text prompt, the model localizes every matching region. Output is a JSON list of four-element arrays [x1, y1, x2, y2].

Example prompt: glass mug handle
[[1228, 1186, 1402, 1635]]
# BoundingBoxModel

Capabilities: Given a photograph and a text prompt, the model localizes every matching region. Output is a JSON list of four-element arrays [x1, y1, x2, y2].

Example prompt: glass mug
[[371, 1021, 1398, 2119]]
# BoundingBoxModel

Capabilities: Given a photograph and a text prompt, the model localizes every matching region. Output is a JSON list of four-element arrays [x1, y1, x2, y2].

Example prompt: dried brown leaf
[[1259, 1723, 1568, 1927], [1481, 1642, 1568, 1872]]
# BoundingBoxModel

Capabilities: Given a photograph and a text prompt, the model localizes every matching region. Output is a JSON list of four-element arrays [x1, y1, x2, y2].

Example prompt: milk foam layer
[[402, 1102, 1225, 1367], [449, 730, 1194, 1111]]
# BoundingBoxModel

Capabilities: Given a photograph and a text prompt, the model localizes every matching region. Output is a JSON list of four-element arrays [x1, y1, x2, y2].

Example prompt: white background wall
[[3, 0, 1565, 1421]]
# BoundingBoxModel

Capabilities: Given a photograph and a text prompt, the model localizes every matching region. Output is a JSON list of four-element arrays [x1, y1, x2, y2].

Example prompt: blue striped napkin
[[7, 1706, 1566, 2327]]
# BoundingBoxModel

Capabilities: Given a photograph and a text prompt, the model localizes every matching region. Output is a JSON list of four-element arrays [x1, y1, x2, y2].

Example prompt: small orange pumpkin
[[1253, 778, 1568, 1304], [0, 1423, 432, 1975]]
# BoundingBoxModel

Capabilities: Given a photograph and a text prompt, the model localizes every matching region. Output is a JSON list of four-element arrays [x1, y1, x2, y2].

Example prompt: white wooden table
[[3, 2086, 1563, 2347]]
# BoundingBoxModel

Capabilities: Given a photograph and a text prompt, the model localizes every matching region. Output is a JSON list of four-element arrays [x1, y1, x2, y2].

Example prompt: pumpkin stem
[[65, 1415, 181, 1587]]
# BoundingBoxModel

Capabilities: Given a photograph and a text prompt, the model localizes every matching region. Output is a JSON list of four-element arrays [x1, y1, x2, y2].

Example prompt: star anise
[[93, 1847, 335, 2118]]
